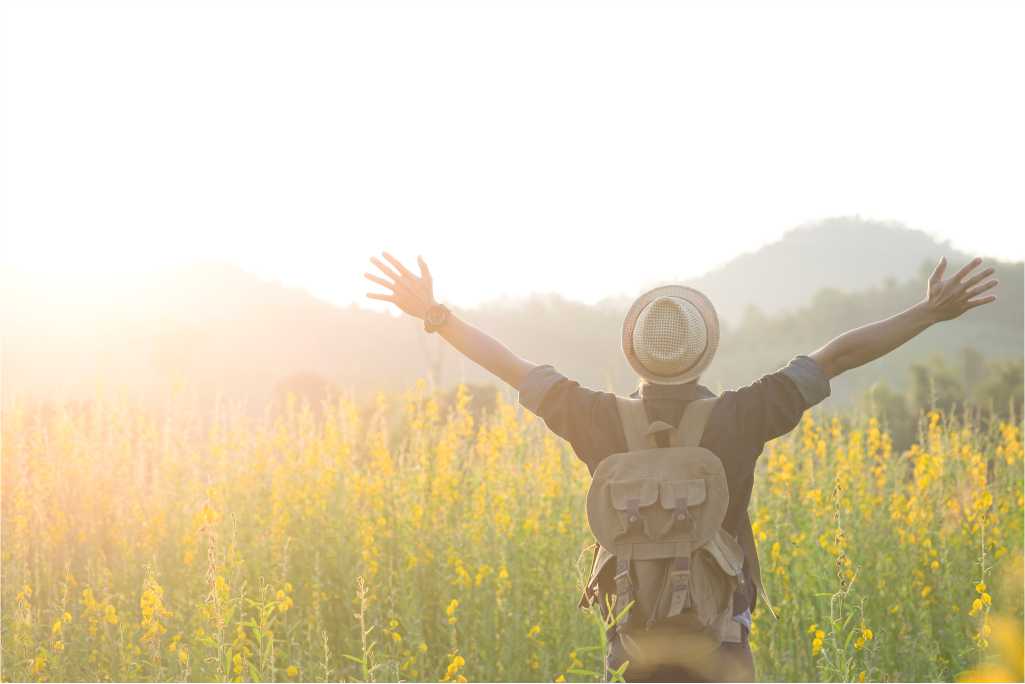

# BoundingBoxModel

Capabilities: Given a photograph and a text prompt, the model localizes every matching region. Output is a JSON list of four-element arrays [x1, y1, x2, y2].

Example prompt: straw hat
[[621, 285, 719, 385]]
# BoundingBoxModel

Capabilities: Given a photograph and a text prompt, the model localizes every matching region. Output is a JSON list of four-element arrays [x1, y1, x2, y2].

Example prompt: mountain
[[686, 217, 972, 323], [2, 219, 1020, 409]]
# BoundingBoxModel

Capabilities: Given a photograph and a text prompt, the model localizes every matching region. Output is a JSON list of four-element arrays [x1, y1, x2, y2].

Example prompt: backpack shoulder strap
[[673, 397, 718, 447], [614, 396, 656, 451]]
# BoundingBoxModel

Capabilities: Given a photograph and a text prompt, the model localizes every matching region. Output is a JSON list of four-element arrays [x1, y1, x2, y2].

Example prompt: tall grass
[[2, 383, 1022, 681]]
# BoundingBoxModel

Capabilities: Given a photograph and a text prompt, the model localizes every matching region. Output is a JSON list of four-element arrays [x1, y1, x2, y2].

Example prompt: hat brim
[[621, 285, 720, 385]]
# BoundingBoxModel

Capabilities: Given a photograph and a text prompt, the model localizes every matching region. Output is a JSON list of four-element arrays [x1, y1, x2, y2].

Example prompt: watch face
[[427, 306, 446, 326]]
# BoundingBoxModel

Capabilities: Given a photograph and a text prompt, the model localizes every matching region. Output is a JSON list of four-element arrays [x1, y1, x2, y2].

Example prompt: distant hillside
[[687, 217, 970, 322], [2, 220, 1020, 409]]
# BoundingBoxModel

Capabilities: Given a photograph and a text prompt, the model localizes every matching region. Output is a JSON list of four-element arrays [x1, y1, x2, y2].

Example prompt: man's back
[[517, 355, 832, 617]]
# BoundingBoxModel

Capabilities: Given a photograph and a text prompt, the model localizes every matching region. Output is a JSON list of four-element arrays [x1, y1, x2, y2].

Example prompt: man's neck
[[635, 380, 715, 400]]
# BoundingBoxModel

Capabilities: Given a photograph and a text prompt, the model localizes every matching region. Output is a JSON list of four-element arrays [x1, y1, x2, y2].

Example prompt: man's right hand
[[364, 252, 437, 320]]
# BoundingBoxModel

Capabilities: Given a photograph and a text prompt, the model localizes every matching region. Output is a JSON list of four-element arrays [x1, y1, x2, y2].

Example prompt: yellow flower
[[32, 651, 47, 676], [862, 627, 874, 641], [52, 619, 63, 636], [976, 582, 987, 593], [815, 629, 825, 640], [528, 624, 541, 639], [446, 599, 459, 624], [178, 648, 189, 666], [921, 585, 933, 599], [442, 654, 466, 682], [62, 611, 72, 623], [287, 665, 299, 677], [812, 637, 823, 655], [855, 637, 866, 650], [555, 676, 566, 683], [419, 642, 428, 653]]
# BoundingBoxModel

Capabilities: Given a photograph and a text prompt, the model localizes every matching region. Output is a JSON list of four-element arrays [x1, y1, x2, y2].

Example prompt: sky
[[3, 0, 1024, 309]]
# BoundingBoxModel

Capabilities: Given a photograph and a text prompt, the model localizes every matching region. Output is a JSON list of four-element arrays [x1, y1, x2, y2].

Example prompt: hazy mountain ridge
[[3, 218, 1020, 407], [686, 217, 971, 321]]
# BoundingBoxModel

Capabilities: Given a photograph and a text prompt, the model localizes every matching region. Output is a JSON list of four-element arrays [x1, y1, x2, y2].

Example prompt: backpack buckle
[[658, 494, 695, 539], [621, 498, 650, 539]]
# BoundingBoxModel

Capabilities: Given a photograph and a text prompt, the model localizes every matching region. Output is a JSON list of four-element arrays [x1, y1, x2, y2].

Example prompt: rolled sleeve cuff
[[781, 355, 831, 408], [517, 364, 565, 415]]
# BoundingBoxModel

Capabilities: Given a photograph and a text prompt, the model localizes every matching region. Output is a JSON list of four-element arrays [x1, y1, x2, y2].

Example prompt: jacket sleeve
[[517, 364, 619, 470], [718, 355, 831, 447]]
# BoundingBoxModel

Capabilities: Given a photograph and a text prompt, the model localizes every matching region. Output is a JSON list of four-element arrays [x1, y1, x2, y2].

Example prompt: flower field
[[2, 384, 1022, 682]]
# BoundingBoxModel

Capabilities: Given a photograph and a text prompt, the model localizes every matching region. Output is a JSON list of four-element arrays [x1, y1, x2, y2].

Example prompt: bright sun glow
[[3, 0, 1024, 307]]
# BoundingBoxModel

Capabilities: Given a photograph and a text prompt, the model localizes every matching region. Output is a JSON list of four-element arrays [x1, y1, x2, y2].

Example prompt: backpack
[[579, 395, 747, 678]]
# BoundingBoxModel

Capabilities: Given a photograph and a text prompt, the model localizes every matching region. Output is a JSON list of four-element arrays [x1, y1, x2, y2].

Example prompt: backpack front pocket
[[656, 479, 708, 539], [688, 546, 739, 627], [609, 479, 660, 540]]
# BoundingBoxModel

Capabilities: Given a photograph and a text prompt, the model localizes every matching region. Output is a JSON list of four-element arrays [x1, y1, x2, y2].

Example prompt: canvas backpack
[[579, 395, 748, 678]]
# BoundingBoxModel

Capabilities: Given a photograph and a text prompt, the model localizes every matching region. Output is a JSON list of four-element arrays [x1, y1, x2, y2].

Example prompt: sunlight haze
[[3, 0, 1024, 308]]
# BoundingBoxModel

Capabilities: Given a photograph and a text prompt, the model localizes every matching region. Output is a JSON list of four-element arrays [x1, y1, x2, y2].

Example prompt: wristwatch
[[423, 303, 451, 333]]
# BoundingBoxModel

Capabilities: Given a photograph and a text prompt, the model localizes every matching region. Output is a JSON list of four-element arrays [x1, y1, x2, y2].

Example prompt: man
[[364, 252, 997, 682]]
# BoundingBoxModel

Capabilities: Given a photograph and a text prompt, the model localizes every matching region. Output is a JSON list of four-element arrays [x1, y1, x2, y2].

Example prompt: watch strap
[[423, 304, 450, 333]]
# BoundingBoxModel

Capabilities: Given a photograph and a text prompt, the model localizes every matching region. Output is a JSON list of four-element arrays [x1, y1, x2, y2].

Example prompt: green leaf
[[573, 645, 602, 653], [341, 654, 365, 665]]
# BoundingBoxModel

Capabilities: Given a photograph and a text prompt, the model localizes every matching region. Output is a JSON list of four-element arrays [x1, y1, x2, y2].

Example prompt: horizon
[[4, 216, 1022, 313]]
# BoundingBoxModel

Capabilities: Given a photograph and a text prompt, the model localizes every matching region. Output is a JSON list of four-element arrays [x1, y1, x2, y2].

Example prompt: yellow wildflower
[[446, 599, 459, 624]]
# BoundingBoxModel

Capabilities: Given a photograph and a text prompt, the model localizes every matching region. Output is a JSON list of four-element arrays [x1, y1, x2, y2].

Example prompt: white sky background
[[3, 0, 1024, 309]]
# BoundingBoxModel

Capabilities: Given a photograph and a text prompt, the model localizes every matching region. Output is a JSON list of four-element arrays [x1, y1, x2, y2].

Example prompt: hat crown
[[632, 296, 708, 377], [622, 285, 718, 385]]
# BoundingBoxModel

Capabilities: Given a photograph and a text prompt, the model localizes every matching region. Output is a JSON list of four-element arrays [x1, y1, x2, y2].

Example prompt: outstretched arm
[[364, 252, 536, 390], [808, 257, 998, 380]]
